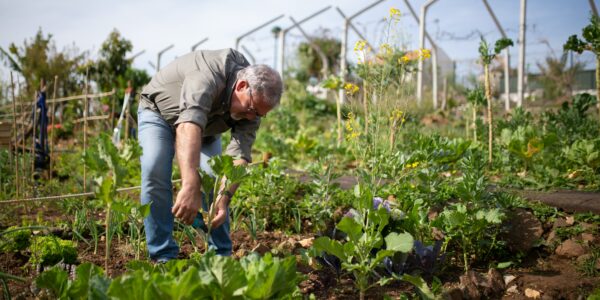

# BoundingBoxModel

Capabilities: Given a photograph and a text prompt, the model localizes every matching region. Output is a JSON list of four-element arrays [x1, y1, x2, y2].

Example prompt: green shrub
[[0, 226, 31, 253], [29, 236, 77, 266]]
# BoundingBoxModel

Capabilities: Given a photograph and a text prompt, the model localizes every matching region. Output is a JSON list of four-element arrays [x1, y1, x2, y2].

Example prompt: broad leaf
[[385, 232, 414, 253]]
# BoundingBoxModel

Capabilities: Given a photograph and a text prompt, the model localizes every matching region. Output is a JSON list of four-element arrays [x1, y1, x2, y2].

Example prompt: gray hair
[[237, 64, 282, 108]]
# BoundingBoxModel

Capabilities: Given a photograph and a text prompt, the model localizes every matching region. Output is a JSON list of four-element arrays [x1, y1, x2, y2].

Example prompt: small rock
[[485, 269, 505, 296], [581, 222, 597, 231], [546, 230, 558, 245], [553, 217, 569, 229], [459, 269, 505, 299], [525, 288, 541, 299], [251, 243, 271, 255], [581, 233, 595, 243], [459, 271, 483, 300], [565, 216, 575, 225], [442, 287, 463, 300], [235, 248, 246, 257], [504, 208, 544, 252], [555, 239, 586, 258], [577, 253, 592, 264], [506, 285, 518, 294], [503, 274, 516, 285], [298, 237, 313, 248]]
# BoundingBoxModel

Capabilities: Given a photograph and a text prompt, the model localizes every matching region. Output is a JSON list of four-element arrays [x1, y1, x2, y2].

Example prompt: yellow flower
[[379, 43, 393, 56], [344, 83, 360, 96], [354, 40, 367, 52], [389, 109, 404, 122], [389, 7, 401, 20], [419, 48, 431, 60], [400, 55, 410, 63]]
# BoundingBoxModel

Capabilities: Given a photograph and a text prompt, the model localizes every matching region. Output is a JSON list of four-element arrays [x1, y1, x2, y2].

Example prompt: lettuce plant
[[29, 236, 77, 266], [35, 251, 301, 299], [0, 226, 31, 253]]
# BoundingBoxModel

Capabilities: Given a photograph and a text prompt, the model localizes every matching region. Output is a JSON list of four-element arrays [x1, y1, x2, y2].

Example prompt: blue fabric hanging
[[34, 89, 49, 170]]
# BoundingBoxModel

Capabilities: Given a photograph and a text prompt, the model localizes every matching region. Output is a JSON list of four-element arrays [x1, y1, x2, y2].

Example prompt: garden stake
[[49, 76, 57, 180], [18, 79, 26, 198], [31, 80, 41, 177], [83, 68, 89, 192], [484, 63, 493, 165], [363, 82, 369, 133], [10, 72, 19, 200]]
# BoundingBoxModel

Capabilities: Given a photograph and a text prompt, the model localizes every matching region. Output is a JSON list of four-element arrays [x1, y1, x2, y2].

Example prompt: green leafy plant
[[84, 134, 141, 270], [466, 87, 486, 142], [35, 251, 301, 299], [29, 236, 77, 266], [564, 13, 600, 120], [198, 155, 249, 250], [0, 226, 31, 253], [313, 185, 414, 300]]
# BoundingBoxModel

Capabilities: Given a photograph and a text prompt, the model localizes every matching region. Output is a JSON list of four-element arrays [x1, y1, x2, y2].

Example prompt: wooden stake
[[10, 73, 19, 199], [50, 76, 58, 180], [363, 82, 369, 133], [31, 82, 40, 177], [110, 89, 116, 129], [83, 69, 89, 192], [484, 64, 493, 166], [18, 79, 26, 197]]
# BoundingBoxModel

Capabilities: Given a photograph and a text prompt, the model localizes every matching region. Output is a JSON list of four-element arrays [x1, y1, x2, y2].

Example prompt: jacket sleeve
[[224, 117, 260, 162], [173, 70, 224, 130]]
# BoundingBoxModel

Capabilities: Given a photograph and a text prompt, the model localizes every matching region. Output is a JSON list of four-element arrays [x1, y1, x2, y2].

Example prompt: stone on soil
[[504, 208, 543, 252], [555, 239, 586, 258]]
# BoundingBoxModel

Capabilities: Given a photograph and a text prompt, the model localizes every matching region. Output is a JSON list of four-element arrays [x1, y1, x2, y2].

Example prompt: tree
[[537, 51, 584, 101], [89, 29, 150, 110], [296, 29, 341, 82], [90, 29, 139, 92], [0, 28, 85, 98]]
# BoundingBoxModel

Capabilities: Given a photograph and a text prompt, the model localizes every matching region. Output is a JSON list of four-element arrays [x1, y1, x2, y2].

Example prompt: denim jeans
[[138, 108, 232, 260]]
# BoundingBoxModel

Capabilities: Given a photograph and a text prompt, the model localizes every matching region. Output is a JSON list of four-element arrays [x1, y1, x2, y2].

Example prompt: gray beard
[[230, 112, 244, 121]]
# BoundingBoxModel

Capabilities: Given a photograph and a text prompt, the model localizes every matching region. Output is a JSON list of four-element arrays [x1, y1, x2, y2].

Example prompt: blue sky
[[0, 0, 596, 85]]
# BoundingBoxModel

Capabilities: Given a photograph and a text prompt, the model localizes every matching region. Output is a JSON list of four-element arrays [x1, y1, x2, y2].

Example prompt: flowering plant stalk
[[478, 36, 513, 166]]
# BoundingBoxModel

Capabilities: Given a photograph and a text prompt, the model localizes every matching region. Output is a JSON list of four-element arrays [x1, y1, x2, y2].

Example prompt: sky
[[0, 0, 597, 86]]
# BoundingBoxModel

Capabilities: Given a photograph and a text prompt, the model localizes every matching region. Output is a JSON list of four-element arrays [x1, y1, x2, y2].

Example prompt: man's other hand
[[172, 185, 202, 225], [211, 194, 230, 229]]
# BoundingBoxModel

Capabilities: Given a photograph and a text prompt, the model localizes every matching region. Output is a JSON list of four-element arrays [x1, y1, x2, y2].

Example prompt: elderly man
[[138, 48, 282, 261]]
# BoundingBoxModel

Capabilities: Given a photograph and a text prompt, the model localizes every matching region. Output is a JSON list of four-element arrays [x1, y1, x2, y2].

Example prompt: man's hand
[[172, 184, 202, 225], [174, 122, 203, 225], [211, 194, 230, 229]]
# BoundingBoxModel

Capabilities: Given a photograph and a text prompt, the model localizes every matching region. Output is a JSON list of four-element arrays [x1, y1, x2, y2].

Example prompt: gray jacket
[[139, 48, 258, 162]]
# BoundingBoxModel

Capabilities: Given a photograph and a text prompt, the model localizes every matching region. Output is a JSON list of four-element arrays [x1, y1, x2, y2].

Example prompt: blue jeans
[[138, 108, 232, 260]]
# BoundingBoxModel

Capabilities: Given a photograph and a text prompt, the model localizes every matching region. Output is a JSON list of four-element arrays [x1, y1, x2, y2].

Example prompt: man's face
[[231, 80, 272, 121]]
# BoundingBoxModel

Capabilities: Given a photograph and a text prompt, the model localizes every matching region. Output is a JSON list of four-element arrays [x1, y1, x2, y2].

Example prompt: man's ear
[[236, 80, 248, 91]]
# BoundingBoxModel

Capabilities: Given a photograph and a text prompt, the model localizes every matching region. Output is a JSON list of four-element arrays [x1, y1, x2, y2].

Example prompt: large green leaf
[[209, 256, 247, 298], [67, 263, 109, 299], [402, 274, 435, 300], [384, 232, 414, 253], [107, 270, 164, 299], [35, 267, 69, 298], [313, 237, 347, 261], [155, 268, 206, 300], [336, 216, 363, 242]]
